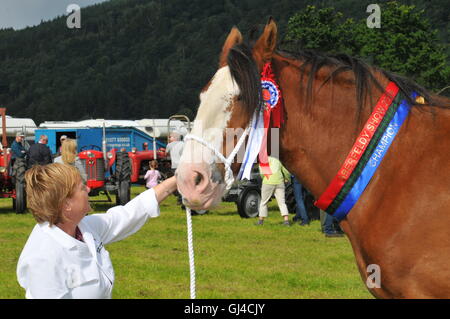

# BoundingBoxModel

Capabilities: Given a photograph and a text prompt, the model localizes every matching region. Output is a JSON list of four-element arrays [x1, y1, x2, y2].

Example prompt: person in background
[[166, 131, 184, 171], [57, 135, 68, 155], [28, 134, 52, 166], [291, 175, 310, 226], [144, 160, 161, 189], [320, 210, 344, 238], [11, 132, 27, 160], [16, 163, 178, 298], [54, 138, 87, 183], [256, 156, 291, 226], [166, 131, 184, 205]]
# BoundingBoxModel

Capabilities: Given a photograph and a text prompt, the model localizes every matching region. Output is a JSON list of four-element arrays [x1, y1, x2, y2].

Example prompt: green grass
[[0, 185, 372, 299]]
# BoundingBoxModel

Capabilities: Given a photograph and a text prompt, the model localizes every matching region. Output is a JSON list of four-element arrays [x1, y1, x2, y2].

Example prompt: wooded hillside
[[0, 0, 448, 124]]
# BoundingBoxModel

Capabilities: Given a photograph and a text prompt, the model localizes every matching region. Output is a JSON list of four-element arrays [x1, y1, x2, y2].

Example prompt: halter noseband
[[184, 120, 253, 191]]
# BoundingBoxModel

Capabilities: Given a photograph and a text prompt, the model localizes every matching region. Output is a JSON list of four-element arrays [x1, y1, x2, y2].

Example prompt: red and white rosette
[[259, 63, 284, 178]]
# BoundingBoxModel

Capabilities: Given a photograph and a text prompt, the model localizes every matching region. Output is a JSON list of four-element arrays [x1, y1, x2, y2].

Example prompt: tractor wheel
[[13, 158, 27, 214], [236, 186, 261, 218], [115, 152, 131, 181], [284, 181, 297, 214], [117, 181, 130, 205], [15, 180, 26, 214], [115, 152, 131, 205]]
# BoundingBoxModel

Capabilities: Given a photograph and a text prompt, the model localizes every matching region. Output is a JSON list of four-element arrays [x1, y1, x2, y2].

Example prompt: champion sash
[[315, 82, 415, 220], [325, 93, 403, 214], [315, 82, 399, 210], [333, 95, 414, 220]]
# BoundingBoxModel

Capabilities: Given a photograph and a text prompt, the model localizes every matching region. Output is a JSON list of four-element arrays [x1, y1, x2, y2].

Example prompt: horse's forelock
[[227, 43, 262, 121]]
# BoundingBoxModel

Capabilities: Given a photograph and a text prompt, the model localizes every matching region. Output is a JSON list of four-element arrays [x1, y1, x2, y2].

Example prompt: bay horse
[[176, 18, 450, 298]]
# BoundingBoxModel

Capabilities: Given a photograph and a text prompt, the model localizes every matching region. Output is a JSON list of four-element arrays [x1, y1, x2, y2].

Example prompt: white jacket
[[17, 188, 160, 299]]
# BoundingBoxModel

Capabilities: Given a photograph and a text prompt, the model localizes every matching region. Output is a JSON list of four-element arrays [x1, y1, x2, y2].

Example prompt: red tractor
[[0, 108, 27, 213], [128, 147, 172, 182], [78, 147, 132, 205]]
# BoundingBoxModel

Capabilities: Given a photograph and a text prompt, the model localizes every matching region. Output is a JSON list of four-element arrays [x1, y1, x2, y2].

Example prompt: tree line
[[0, 0, 448, 124]]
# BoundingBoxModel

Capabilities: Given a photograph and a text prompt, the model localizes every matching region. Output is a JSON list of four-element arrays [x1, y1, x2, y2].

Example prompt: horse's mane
[[277, 48, 446, 112], [225, 26, 449, 123]]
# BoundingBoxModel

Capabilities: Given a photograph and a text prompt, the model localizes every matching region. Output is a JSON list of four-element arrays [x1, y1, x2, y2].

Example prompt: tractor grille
[[81, 159, 105, 181]]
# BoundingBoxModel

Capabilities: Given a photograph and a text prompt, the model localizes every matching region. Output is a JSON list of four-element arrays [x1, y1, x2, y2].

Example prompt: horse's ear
[[219, 27, 243, 67], [252, 18, 277, 70]]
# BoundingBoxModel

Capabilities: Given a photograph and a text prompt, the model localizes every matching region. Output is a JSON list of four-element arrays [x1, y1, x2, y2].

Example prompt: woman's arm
[[83, 176, 178, 244], [153, 176, 177, 203]]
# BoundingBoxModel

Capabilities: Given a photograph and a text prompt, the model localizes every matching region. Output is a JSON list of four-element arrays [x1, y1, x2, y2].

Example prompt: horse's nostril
[[194, 172, 203, 186]]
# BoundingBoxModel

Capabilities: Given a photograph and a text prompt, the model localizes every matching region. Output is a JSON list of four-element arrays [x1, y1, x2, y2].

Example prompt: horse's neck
[[272, 54, 386, 198]]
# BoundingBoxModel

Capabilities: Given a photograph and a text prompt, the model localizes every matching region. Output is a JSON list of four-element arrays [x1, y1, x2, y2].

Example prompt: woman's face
[[66, 180, 92, 221]]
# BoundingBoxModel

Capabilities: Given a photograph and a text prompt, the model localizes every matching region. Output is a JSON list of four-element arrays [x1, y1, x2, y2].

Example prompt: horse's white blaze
[[181, 66, 239, 166]]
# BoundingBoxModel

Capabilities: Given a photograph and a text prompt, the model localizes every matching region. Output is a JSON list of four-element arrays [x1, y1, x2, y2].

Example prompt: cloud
[[0, 0, 110, 30]]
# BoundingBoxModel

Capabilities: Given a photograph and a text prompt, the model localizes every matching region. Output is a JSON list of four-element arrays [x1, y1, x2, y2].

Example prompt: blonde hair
[[61, 138, 77, 165], [25, 163, 81, 226]]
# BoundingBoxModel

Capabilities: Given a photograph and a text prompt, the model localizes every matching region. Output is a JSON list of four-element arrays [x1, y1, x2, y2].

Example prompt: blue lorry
[[34, 127, 166, 154], [34, 126, 169, 205]]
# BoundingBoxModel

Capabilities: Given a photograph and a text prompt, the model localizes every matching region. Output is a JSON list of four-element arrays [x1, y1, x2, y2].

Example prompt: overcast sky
[[0, 0, 110, 30]]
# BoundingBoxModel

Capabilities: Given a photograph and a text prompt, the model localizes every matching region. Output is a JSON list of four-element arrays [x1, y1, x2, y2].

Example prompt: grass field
[[0, 185, 372, 299]]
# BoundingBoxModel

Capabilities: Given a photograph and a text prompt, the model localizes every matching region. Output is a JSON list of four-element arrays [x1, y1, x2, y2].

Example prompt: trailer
[[35, 126, 170, 205], [34, 127, 165, 154], [223, 163, 320, 220]]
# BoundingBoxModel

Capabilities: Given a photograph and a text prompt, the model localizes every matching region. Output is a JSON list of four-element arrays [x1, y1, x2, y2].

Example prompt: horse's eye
[[236, 95, 243, 101]]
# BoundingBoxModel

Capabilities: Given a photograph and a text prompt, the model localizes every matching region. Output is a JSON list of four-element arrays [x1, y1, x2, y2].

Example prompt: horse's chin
[[185, 196, 220, 211], [180, 182, 225, 211]]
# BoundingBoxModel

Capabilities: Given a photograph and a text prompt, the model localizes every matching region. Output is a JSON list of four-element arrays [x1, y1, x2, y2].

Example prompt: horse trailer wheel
[[237, 187, 261, 218]]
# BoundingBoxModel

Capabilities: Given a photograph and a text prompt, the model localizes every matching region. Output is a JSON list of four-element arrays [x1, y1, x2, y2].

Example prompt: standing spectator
[[28, 135, 52, 166], [292, 175, 310, 226], [11, 132, 27, 160], [166, 131, 184, 170], [166, 131, 184, 205], [57, 135, 68, 155], [256, 156, 291, 226], [144, 160, 161, 189], [54, 138, 87, 182]]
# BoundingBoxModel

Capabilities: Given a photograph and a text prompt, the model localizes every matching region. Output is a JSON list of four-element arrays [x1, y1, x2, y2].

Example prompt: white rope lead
[[185, 206, 196, 299], [182, 117, 255, 299]]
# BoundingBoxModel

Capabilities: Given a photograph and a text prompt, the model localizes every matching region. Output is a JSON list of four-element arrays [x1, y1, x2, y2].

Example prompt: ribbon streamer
[[258, 63, 284, 178]]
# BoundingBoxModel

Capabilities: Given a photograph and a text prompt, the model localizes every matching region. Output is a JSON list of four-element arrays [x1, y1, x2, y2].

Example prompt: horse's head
[[176, 19, 278, 210]]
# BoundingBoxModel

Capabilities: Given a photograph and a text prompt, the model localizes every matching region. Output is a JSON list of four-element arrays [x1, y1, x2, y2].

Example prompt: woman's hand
[[153, 176, 178, 203]]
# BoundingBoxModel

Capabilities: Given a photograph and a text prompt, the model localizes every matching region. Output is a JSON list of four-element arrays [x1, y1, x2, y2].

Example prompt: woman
[[256, 156, 291, 226], [54, 138, 87, 182], [16, 163, 177, 298]]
